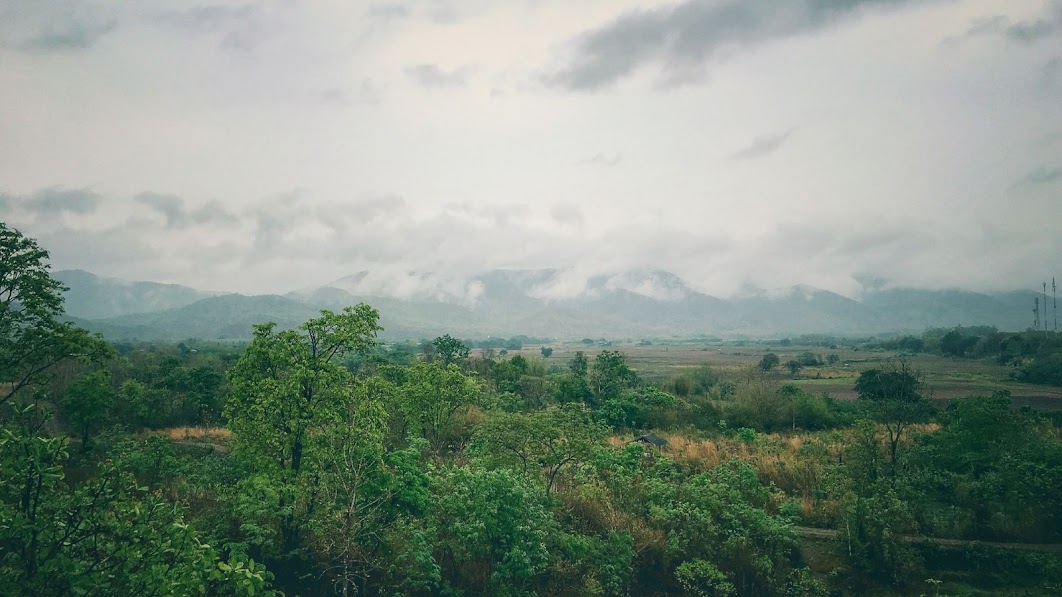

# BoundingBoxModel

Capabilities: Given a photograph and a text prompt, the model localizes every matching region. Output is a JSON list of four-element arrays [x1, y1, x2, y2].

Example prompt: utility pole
[[1054, 277, 1058, 334], [1034, 297, 1040, 331]]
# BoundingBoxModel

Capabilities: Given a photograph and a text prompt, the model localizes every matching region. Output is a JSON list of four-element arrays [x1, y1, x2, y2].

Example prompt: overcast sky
[[1, 0, 1060, 298]]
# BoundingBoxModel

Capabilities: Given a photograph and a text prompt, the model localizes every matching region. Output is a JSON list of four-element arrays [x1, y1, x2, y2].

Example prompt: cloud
[[404, 64, 473, 88], [135, 192, 184, 227], [550, 202, 584, 226], [547, 0, 921, 90], [147, 3, 266, 56], [150, 5, 259, 33], [17, 21, 116, 52], [135, 192, 238, 229], [6, 187, 103, 215], [730, 129, 795, 160], [575, 153, 623, 167], [366, 3, 410, 20], [319, 80, 381, 105], [1042, 56, 1062, 89], [1012, 165, 1062, 188], [946, 3, 1062, 44], [0, 1, 118, 52], [1006, 18, 1058, 42], [1005, 2, 1062, 43]]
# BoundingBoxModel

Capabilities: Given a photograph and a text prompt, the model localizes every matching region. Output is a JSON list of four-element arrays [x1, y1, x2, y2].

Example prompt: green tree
[[676, 559, 735, 597], [224, 305, 382, 546], [0, 405, 274, 595], [398, 361, 480, 452], [758, 353, 780, 371], [591, 350, 637, 406], [307, 377, 436, 595], [432, 334, 470, 367], [784, 360, 802, 375], [474, 404, 606, 495], [651, 460, 800, 595], [432, 465, 551, 594], [60, 369, 114, 451], [836, 420, 922, 588], [854, 360, 932, 480], [907, 392, 1062, 541], [569, 351, 589, 377], [0, 222, 109, 407], [540, 346, 553, 358]]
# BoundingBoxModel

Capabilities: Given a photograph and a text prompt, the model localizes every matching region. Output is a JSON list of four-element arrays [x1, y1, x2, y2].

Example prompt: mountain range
[[54, 269, 1045, 342]]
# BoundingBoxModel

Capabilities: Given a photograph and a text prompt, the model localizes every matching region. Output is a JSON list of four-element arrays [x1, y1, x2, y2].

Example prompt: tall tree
[[431, 334, 470, 367], [60, 369, 114, 451], [590, 350, 636, 406], [0, 223, 108, 407], [398, 361, 480, 452], [854, 359, 932, 480], [224, 305, 382, 546]]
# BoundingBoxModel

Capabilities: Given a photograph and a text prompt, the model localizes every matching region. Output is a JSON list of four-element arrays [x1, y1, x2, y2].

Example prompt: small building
[[630, 433, 668, 449]]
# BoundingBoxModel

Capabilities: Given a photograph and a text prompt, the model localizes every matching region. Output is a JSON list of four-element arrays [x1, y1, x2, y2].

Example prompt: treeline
[[871, 326, 1062, 385]]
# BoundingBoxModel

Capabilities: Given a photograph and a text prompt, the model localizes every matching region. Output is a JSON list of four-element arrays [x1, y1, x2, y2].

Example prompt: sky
[[1, 0, 1060, 299]]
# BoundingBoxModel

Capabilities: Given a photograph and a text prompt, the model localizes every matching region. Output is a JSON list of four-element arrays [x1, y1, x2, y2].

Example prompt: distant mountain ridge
[[54, 270, 220, 319], [58, 269, 1043, 341]]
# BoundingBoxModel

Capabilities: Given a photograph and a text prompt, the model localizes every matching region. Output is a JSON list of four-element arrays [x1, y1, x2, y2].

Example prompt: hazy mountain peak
[[598, 270, 695, 302], [53, 269, 218, 320]]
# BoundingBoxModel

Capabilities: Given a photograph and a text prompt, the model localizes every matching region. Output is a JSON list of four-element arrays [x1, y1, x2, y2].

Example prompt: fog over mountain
[[2, 0, 1060, 308], [59, 269, 1043, 341]]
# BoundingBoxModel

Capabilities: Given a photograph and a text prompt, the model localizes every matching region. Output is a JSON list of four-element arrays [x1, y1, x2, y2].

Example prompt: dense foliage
[[3, 223, 1061, 595]]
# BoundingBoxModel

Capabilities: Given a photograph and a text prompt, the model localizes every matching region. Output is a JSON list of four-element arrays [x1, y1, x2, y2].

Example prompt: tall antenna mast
[[1045, 282, 1050, 339], [1054, 277, 1058, 334], [1034, 297, 1040, 331]]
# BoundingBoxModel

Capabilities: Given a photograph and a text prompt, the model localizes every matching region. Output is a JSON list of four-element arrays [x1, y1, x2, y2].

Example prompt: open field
[[511, 341, 1062, 411]]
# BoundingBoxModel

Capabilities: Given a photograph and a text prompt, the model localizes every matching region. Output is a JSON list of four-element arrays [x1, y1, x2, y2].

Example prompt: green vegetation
[[3, 223, 1061, 595]]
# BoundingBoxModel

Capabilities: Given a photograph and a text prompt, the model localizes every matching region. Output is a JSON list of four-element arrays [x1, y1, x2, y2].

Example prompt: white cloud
[[0, 0, 1058, 299]]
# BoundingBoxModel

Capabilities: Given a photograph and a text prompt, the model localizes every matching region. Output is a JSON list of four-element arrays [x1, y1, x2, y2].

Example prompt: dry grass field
[[513, 341, 1062, 411]]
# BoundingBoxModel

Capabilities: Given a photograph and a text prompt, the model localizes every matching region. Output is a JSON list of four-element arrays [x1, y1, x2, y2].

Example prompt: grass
[[158, 426, 232, 442], [523, 341, 1062, 410]]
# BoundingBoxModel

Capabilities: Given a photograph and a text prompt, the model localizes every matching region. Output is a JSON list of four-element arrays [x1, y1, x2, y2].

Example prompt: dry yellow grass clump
[[161, 426, 232, 441], [612, 430, 848, 502]]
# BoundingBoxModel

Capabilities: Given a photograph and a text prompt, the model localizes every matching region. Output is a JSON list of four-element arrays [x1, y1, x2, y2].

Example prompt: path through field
[[796, 526, 1062, 553]]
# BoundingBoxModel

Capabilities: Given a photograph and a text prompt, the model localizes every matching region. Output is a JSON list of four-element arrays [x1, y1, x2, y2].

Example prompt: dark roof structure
[[631, 433, 668, 448]]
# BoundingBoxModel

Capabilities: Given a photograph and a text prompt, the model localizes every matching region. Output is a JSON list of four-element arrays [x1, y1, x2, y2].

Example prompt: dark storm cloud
[[548, 0, 921, 90], [404, 64, 473, 88], [135, 192, 238, 229], [730, 129, 795, 160], [9, 187, 103, 215]]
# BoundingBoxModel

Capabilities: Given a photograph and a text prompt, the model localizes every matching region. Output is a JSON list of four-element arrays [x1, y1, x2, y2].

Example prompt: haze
[[1, 0, 1060, 298]]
